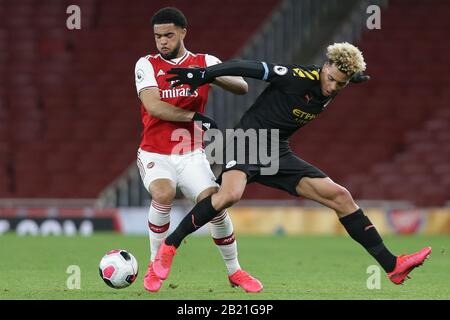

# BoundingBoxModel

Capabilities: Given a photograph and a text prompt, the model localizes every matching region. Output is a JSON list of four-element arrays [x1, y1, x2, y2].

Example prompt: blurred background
[[0, 0, 449, 236]]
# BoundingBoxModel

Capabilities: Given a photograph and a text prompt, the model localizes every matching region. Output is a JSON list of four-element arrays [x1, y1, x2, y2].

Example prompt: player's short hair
[[326, 42, 366, 76], [151, 7, 187, 28]]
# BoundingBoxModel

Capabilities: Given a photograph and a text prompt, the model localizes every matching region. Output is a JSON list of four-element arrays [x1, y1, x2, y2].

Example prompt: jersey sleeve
[[135, 57, 158, 96], [205, 54, 222, 67], [264, 63, 320, 93]]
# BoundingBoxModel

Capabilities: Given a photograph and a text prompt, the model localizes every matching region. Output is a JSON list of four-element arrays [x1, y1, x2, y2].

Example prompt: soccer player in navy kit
[[152, 42, 431, 288]]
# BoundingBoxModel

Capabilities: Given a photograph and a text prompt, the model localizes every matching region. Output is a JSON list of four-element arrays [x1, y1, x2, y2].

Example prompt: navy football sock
[[340, 209, 397, 273], [165, 195, 219, 248]]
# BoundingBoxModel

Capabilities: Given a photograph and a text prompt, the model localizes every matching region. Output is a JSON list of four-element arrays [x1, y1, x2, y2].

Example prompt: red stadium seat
[[0, 0, 280, 199], [1, 0, 448, 206], [294, 1, 450, 205]]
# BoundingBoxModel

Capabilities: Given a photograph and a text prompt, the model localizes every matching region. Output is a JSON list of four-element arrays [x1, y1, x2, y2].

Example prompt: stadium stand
[[243, 0, 450, 206], [0, 0, 280, 199], [1, 0, 448, 206]]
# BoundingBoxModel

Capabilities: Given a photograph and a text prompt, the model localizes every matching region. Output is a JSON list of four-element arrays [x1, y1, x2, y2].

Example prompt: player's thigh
[[177, 150, 219, 204], [137, 149, 177, 202]]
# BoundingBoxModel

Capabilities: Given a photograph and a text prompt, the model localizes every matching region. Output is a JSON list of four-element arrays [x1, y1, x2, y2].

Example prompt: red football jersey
[[135, 51, 220, 155]]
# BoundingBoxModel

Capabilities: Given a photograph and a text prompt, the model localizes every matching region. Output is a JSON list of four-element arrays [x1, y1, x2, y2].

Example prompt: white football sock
[[148, 200, 171, 262], [209, 210, 241, 275]]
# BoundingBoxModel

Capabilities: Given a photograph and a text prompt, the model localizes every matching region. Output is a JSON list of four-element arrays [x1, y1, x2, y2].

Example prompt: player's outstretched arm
[[213, 76, 248, 95], [166, 60, 274, 92], [167, 60, 371, 91]]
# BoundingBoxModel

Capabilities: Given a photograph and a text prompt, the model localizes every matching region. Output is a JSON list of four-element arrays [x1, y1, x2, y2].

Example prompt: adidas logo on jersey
[[157, 69, 166, 77]]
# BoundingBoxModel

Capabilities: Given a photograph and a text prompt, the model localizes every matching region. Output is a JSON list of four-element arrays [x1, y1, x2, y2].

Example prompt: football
[[99, 249, 139, 289]]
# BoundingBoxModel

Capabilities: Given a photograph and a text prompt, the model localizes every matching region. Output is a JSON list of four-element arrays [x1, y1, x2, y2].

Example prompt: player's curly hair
[[326, 42, 366, 76], [151, 7, 187, 28]]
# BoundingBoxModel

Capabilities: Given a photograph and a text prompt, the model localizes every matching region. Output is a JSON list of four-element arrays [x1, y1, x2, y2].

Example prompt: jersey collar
[[159, 50, 191, 65]]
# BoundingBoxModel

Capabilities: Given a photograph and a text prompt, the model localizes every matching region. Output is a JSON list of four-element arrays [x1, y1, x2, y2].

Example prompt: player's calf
[[165, 195, 220, 248], [340, 209, 397, 273]]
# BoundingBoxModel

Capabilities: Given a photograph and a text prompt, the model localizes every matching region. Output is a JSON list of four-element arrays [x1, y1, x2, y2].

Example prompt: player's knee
[[331, 186, 355, 209], [227, 190, 243, 207], [332, 185, 351, 201], [196, 187, 219, 203], [214, 190, 242, 210], [150, 187, 176, 205]]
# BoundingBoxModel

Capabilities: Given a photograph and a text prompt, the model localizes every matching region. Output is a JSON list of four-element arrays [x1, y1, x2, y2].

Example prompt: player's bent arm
[[139, 87, 194, 122], [213, 76, 248, 95]]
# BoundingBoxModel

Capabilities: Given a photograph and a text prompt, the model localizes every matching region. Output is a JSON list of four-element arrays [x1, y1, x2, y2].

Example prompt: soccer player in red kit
[[135, 7, 262, 293]]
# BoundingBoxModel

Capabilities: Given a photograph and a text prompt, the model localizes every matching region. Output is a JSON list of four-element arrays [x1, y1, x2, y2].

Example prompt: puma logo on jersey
[[157, 69, 166, 77], [203, 123, 211, 130], [192, 215, 201, 229]]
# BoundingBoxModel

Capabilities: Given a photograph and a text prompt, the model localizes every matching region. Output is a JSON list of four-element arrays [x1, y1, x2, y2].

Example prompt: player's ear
[[321, 62, 329, 77], [180, 28, 187, 40]]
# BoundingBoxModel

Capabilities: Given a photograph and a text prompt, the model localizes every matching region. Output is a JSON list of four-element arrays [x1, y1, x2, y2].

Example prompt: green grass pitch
[[0, 233, 449, 300]]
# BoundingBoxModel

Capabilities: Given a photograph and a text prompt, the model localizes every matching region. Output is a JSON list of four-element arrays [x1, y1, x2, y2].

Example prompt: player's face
[[320, 62, 351, 97], [153, 23, 186, 60]]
